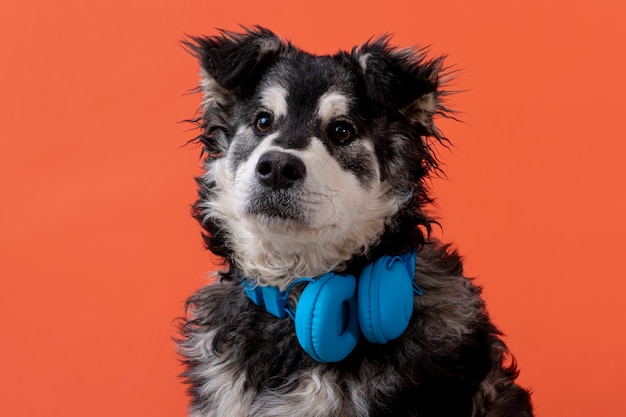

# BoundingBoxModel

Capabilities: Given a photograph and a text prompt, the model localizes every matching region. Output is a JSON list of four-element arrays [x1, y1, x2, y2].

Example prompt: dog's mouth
[[244, 189, 307, 225]]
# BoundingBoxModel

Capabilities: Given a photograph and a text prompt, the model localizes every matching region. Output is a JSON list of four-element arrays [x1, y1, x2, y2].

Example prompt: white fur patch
[[182, 326, 409, 417], [256, 36, 281, 56], [198, 135, 399, 289], [260, 84, 289, 118], [183, 329, 253, 417], [316, 92, 350, 123], [199, 69, 227, 110], [182, 327, 354, 417], [358, 53, 370, 72], [250, 370, 343, 416], [405, 92, 438, 126]]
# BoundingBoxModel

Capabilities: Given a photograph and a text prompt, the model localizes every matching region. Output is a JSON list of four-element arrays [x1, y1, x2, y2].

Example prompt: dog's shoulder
[[411, 241, 491, 352]]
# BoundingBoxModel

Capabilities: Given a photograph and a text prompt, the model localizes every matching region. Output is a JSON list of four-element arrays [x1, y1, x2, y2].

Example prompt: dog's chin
[[241, 210, 328, 239], [244, 188, 304, 218], [234, 204, 350, 287], [227, 183, 398, 286], [241, 188, 325, 235], [245, 205, 304, 228]]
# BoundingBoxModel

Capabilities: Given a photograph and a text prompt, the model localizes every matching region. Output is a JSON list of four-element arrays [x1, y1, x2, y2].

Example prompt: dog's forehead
[[258, 53, 356, 119]]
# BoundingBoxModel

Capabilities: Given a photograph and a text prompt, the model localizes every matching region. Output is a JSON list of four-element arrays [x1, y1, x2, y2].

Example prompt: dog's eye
[[254, 113, 273, 133], [330, 121, 354, 144]]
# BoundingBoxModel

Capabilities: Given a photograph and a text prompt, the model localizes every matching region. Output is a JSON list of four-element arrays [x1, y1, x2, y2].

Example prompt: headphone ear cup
[[295, 273, 359, 363], [358, 255, 414, 344]]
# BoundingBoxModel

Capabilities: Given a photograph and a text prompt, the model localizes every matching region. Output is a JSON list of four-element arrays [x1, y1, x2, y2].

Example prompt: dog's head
[[187, 27, 450, 288]]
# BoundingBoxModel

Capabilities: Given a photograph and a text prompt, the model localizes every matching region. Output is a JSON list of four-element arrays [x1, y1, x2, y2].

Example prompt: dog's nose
[[255, 151, 306, 189]]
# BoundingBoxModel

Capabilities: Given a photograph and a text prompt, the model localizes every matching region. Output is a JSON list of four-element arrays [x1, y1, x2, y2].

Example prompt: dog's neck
[[240, 250, 421, 363], [241, 250, 420, 320]]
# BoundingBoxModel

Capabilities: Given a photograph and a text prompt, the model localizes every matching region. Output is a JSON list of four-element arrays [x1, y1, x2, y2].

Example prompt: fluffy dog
[[178, 27, 533, 417]]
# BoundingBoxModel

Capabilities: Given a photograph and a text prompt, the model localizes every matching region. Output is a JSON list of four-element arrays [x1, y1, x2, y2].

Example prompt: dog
[[178, 26, 533, 417]]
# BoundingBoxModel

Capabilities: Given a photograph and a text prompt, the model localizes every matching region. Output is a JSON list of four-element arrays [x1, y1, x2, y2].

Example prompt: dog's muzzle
[[245, 151, 307, 222]]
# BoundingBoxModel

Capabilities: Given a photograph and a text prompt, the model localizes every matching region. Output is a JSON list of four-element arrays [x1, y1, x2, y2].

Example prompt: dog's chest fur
[[180, 244, 494, 417]]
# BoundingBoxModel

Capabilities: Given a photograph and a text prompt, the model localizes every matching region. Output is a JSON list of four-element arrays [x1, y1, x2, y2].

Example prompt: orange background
[[1, 1, 625, 416]]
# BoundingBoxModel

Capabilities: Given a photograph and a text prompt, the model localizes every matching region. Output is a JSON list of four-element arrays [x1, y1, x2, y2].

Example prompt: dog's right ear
[[184, 27, 282, 155], [185, 27, 282, 103]]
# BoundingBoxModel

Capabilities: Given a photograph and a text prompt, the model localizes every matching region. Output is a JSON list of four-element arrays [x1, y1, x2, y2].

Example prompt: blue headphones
[[242, 250, 422, 363]]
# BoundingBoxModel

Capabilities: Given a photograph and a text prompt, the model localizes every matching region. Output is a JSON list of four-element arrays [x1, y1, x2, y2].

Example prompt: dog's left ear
[[351, 38, 446, 137]]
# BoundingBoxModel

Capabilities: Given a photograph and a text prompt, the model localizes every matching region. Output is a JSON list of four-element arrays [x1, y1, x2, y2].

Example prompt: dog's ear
[[184, 27, 282, 155], [352, 38, 446, 137], [185, 27, 282, 102]]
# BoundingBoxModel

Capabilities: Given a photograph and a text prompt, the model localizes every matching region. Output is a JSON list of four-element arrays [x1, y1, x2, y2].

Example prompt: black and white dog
[[178, 27, 533, 417]]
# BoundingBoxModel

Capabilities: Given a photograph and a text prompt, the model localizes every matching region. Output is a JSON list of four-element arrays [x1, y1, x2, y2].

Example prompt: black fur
[[179, 27, 533, 417]]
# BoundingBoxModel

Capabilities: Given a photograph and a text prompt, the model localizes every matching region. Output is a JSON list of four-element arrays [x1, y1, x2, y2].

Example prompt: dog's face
[[189, 28, 447, 288]]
